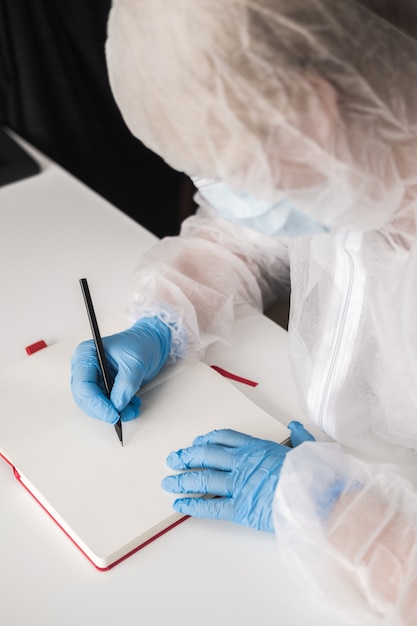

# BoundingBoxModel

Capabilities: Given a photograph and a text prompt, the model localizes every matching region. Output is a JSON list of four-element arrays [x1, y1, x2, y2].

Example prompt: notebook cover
[[0, 315, 289, 570]]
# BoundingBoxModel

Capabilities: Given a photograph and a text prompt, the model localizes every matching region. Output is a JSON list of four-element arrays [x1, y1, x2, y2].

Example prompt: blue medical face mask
[[193, 178, 329, 237]]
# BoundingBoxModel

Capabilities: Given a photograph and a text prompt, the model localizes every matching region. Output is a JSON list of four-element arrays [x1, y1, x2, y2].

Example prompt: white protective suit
[[106, 1, 417, 623]]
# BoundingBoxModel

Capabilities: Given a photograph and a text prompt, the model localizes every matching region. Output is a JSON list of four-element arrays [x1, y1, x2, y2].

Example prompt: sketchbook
[[0, 313, 289, 571]]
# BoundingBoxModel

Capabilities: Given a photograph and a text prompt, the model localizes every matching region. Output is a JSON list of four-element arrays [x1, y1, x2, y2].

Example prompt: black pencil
[[79, 278, 123, 446]]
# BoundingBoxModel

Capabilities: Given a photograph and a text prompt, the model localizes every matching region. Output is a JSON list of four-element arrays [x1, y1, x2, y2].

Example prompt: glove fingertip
[[161, 475, 176, 492], [97, 406, 121, 425], [120, 396, 141, 422], [166, 451, 182, 470], [172, 497, 193, 515], [102, 403, 123, 425], [288, 420, 315, 446], [112, 384, 140, 411], [73, 391, 119, 424], [120, 408, 139, 423]]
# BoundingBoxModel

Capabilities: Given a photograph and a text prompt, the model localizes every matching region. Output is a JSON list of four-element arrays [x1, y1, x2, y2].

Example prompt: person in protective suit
[[71, 1, 417, 622]]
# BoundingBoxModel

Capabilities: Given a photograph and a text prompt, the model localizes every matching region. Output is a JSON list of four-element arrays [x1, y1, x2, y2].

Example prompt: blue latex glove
[[162, 421, 315, 532], [71, 317, 171, 424]]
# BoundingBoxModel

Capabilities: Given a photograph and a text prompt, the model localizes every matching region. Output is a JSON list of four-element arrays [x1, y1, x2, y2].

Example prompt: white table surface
[[0, 134, 353, 626]]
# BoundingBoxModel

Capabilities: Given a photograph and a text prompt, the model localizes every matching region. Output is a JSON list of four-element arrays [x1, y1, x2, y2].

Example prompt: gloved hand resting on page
[[162, 421, 315, 532], [71, 316, 171, 424]]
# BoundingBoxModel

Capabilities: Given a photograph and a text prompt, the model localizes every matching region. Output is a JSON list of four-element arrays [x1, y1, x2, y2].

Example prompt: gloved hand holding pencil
[[71, 316, 171, 424]]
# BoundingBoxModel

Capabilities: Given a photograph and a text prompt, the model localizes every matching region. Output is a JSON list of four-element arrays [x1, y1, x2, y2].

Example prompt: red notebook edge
[[0, 451, 189, 571]]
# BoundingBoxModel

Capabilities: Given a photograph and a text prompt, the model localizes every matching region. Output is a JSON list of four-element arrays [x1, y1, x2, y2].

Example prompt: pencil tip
[[114, 419, 123, 446]]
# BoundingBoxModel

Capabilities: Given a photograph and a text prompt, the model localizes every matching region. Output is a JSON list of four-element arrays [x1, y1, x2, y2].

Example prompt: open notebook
[[0, 313, 289, 571]]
